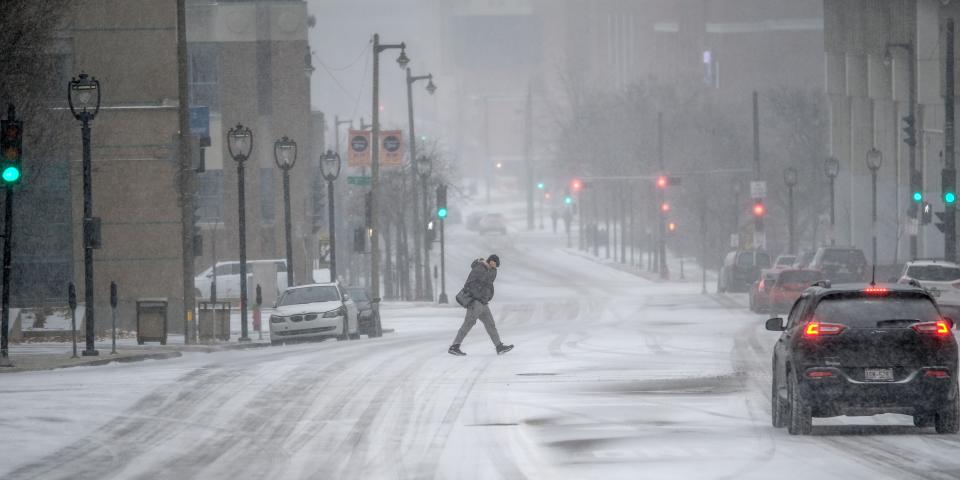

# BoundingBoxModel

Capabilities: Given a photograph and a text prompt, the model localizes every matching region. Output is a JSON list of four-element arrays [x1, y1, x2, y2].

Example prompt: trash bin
[[136, 298, 168, 345], [198, 301, 230, 343]]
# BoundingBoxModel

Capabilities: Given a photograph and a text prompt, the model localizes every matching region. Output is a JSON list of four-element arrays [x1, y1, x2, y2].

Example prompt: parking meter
[[68, 283, 77, 311], [110, 282, 118, 308]]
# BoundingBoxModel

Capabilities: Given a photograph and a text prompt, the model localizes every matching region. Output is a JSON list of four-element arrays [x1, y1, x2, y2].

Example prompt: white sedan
[[269, 283, 360, 345]]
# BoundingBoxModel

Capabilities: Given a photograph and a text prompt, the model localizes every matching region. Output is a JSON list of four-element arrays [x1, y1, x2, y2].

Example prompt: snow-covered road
[[3, 204, 960, 479]]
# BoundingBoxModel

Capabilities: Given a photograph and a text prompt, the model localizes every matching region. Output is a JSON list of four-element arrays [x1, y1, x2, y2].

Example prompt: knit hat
[[487, 254, 500, 267]]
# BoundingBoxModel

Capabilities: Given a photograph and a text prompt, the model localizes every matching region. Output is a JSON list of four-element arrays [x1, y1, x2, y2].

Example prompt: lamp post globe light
[[274, 136, 297, 289], [405, 67, 437, 300], [320, 150, 342, 282], [866, 148, 883, 265], [824, 156, 840, 246], [783, 167, 798, 253], [68, 72, 102, 357], [227, 124, 254, 342]]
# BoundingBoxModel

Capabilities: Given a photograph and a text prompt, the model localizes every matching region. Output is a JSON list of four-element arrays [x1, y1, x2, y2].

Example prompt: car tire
[[913, 413, 934, 428], [337, 317, 349, 341], [771, 370, 788, 428], [787, 370, 812, 435], [935, 390, 960, 434]]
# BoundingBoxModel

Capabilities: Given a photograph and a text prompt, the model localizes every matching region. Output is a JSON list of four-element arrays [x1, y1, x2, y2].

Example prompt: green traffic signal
[[437, 207, 448, 218], [536, 182, 544, 190], [1, 165, 20, 184], [912, 191, 923, 203], [946, 192, 957, 205], [564, 196, 573, 205]]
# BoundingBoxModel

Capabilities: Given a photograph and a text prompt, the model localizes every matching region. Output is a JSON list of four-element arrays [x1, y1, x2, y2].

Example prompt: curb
[[0, 351, 183, 374]]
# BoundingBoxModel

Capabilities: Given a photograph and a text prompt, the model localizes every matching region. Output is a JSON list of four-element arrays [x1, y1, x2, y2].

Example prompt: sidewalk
[[564, 246, 719, 287]]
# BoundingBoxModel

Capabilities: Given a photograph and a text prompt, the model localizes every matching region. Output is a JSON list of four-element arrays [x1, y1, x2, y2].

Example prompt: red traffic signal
[[656, 175, 668, 189], [660, 202, 670, 213], [752, 202, 765, 217], [667, 222, 677, 232], [570, 178, 583, 192]]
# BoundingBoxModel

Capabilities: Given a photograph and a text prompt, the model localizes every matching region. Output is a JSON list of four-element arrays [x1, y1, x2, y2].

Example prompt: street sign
[[906, 218, 920, 236], [753, 231, 766, 250], [348, 176, 371, 186], [750, 181, 766, 199]]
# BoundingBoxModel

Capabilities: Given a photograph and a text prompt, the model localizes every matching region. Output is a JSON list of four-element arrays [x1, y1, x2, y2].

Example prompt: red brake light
[[912, 320, 952, 336], [805, 321, 845, 337], [925, 370, 950, 378], [806, 370, 834, 379], [758, 279, 765, 291], [864, 286, 889, 295]]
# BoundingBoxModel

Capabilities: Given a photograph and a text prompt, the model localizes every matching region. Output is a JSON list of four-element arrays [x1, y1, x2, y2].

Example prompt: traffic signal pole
[[752, 91, 764, 250], [945, 20, 957, 262], [0, 105, 15, 366], [657, 112, 668, 278]]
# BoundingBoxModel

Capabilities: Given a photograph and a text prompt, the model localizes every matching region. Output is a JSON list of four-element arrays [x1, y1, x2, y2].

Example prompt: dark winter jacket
[[463, 259, 497, 304]]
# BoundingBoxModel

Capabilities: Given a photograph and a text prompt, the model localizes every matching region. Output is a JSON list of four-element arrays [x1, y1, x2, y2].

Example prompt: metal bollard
[[110, 281, 118, 354], [68, 283, 78, 358]]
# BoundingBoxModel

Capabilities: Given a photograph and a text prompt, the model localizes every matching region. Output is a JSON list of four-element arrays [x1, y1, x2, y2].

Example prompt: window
[[196, 170, 223, 222], [278, 286, 341, 306], [813, 295, 940, 327], [188, 42, 220, 111], [906, 265, 960, 282]]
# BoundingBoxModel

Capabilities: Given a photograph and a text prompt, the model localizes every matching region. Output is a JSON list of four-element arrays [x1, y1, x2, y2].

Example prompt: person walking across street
[[449, 254, 514, 356]]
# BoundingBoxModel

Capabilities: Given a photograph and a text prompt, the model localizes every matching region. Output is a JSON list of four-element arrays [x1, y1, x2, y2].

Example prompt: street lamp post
[[227, 124, 253, 342], [824, 157, 840, 246], [417, 155, 433, 300], [370, 33, 409, 304], [866, 148, 883, 265], [68, 73, 102, 356], [783, 167, 798, 253], [406, 67, 435, 300], [320, 150, 342, 281], [274, 136, 297, 288]]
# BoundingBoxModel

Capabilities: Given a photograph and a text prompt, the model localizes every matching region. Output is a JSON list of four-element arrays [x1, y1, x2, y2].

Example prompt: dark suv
[[766, 282, 959, 435], [718, 250, 771, 293]]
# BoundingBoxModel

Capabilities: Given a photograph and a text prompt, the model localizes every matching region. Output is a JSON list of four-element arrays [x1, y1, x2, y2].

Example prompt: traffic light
[[944, 169, 957, 206], [564, 195, 573, 205], [656, 175, 668, 189], [922, 201, 933, 225], [912, 191, 923, 203], [936, 211, 948, 233], [536, 181, 545, 190], [570, 178, 583, 192], [902, 114, 917, 147], [752, 202, 765, 217], [667, 222, 677, 232], [436, 184, 447, 218], [660, 202, 670, 213], [1, 112, 23, 186]]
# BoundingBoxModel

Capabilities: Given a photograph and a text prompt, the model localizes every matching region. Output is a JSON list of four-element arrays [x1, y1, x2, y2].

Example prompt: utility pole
[[945, 20, 957, 262], [176, 0, 196, 344], [657, 112, 668, 278], [525, 84, 534, 230], [752, 91, 765, 251]]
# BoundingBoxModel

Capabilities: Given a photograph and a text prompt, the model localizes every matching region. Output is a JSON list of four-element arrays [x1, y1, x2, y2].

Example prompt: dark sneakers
[[496, 343, 514, 355], [448, 344, 466, 356]]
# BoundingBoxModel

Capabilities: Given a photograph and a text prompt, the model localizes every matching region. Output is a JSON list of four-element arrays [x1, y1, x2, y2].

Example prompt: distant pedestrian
[[551, 209, 559, 233], [449, 254, 513, 356]]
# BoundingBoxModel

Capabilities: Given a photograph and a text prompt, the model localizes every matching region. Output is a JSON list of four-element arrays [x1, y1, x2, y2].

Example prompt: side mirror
[[765, 317, 785, 332], [944, 317, 956, 330]]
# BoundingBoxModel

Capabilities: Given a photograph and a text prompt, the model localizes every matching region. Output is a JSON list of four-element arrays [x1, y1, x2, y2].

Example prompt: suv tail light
[[804, 321, 845, 337], [911, 320, 952, 337], [925, 369, 951, 378]]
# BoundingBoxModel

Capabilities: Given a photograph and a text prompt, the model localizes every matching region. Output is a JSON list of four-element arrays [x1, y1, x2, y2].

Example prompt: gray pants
[[453, 301, 501, 346]]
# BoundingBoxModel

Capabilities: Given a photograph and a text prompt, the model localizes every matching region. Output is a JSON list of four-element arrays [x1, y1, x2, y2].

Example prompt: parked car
[[808, 246, 868, 284], [899, 260, 960, 319], [766, 282, 959, 435], [195, 259, 289, 301], [269, 283, 359, 345], [478, 213, 508, 235], [773, 255, 797, 269], [347, 287, 382, 338], [750, 269, 780, 313], [765, 269, 825, 313], [718, 250, 771, 293]]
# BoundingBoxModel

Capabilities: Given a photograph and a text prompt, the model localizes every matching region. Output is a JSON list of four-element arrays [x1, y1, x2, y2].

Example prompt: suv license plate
[[865, 368, 894, 382]]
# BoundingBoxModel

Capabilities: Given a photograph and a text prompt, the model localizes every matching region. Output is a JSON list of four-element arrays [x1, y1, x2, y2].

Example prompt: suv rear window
[[813, 295, 940, 328], [777, 270, 822, 286], [907, 265, 960, 282]]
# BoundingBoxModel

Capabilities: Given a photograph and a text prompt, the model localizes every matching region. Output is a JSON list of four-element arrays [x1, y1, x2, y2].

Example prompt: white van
[[195, 259, 290, 301]]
